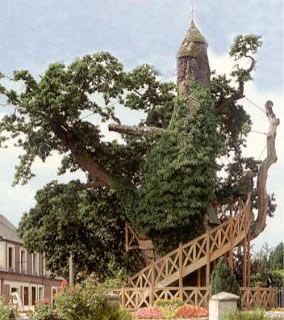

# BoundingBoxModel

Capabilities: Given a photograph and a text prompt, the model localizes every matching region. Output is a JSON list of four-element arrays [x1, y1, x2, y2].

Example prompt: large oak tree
[[0, 29, 279, 276]]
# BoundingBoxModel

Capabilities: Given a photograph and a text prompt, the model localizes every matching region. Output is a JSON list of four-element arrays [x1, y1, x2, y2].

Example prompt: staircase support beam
[[179, 242, 183, 299], [206, 231, 210, 288], [229, 217, 233, 269]]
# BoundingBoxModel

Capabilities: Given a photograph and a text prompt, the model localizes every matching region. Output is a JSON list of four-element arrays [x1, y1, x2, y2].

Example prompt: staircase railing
[[126, 195, 250, 289]]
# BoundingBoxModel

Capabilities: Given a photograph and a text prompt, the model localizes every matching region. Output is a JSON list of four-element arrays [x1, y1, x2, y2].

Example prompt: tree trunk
[[250, 101, 279, 240], [52, 121, 113, 188], [69, 251, 75, 286]]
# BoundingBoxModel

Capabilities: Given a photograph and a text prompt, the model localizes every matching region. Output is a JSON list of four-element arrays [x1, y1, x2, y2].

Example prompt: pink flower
[[134, 306, 164, 319], [42, 298, 50, 304], [61, 279, 68, 287]]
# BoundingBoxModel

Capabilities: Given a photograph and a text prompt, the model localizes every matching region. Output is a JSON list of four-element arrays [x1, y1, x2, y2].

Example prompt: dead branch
[[250, 100, 280, 240]]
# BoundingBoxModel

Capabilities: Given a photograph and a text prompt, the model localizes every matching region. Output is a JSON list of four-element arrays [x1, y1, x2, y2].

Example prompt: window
[[38, 287, 44, 301], [32, 253, 39, 275], [51, 287, 57, 303], [31, 287, 36, 306], [11, 287, 18, 294], [20, 249, 27, 273], [23, 287, 29, 306], [7, 246, 15, 271]]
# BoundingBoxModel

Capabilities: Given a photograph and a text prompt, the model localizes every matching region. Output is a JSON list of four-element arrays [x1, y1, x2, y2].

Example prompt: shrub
[[211, 257, 240, 297], [29, 283, 132, 320], [0, 295, 18, 320], [55, 285, 132, 320], [155, 298, 184, 318], [29, 299, 57, 320]]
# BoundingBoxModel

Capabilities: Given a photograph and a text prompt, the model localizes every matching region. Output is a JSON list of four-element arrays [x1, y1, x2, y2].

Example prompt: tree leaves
[[18, 181, 139, 279]]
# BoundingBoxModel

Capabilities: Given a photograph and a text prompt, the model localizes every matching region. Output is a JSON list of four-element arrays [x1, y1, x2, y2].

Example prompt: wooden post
[[229, 217, 233, 270], [206, 231, 210, 288], [197, 268, 201, 287], [125, 222, 129, 252], [150, 285, 154, 306], [69, 251, 74, 286], [121, 287, 125, 307], [243, 240, 247, 287], [178, 242, 183, 299], [247, 234, 251, 287], [151, 261, 155, 287]]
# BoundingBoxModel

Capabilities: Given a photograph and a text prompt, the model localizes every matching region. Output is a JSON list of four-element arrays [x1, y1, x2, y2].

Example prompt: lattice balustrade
[[241, 287, 276, 309], [118, 196, 255, 310], [125, 222, 141, 251], [115, 286, 276, 311]]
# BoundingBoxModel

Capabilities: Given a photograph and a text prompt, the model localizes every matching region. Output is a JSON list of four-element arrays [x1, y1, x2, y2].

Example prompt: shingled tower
[[177, 20, 210, 113]]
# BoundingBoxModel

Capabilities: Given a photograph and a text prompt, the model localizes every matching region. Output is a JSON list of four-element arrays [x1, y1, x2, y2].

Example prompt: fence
[[114, 286, 276, 311], [277, 287, 284, 308]]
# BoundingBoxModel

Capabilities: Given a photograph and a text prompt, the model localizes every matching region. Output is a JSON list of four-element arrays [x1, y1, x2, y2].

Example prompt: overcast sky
[[0, 0, 283, 253]]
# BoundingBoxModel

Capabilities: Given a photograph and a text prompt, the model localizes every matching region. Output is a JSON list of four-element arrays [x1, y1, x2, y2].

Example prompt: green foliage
[[29, 300, 56, 320], [54, 285, 132, 320], [155, 298, 184, 319], [229, 35, 262, 60], [269, 242, 284, 271], [1, 32, 271, 265], [250, 242, 283, 276], [29, 284, 133, 320], [0, 52, 175, 186], [250, 270, 284, 288], [130, 86, 221, 253], [211, 257, 240, 298], [18, 180, 139, 279], [0, 296, 17, 320], [229, 35, 262, 83], [221, 309, 272, 320]]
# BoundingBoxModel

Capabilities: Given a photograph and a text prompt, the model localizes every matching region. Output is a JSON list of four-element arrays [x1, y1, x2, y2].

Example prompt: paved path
[[265, 311, 284, 319]]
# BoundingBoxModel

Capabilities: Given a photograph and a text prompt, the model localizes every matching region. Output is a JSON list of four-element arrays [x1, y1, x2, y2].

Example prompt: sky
[[0, 0, 283, 253]]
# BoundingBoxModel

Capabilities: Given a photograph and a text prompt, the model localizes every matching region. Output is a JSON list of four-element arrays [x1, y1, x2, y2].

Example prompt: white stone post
[[209, 292, 239, 320]]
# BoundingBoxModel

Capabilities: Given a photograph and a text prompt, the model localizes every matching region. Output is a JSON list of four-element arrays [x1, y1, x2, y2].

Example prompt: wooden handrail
[[125, 195, 251, 288]]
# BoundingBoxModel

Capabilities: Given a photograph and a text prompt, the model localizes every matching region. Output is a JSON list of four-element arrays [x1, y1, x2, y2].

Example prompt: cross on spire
[[190, 5, 195, 21]]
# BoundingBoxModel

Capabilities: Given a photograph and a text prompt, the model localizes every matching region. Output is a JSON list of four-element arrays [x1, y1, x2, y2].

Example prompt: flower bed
[[134, 298, 209, 319]]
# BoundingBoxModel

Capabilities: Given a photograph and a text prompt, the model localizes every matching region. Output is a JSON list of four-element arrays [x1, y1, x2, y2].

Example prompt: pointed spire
[[177, 20, 208, 58], [190, 20, 196, 28]]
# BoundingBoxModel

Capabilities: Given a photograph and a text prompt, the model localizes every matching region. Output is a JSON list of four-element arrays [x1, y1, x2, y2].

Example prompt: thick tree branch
[[250, 100, 280, 240], [215, 56, 256, 114], [52, 121, 113, 188], [108, 123, 165, 137]]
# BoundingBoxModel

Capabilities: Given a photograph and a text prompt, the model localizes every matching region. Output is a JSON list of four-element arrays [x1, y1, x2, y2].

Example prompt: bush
[[29, 299, 57, 320], [0, 295, 18, 320], [29, 283, 132, 320], [211, 257, 240, 297]]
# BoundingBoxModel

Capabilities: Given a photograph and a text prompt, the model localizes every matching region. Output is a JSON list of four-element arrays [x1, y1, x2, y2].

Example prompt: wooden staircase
[[115, 196, 253, 310]]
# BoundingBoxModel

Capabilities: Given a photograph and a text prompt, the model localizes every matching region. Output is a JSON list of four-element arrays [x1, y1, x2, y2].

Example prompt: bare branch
[[108, 123, 165, 137], [250, 100, 280, 240]]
